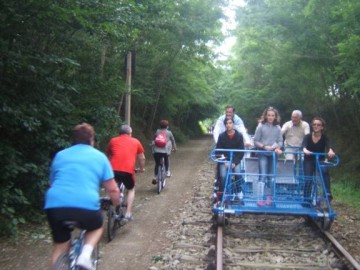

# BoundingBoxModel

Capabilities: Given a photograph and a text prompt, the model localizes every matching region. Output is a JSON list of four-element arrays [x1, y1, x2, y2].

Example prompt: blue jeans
[[258, 154, 276, 196], [303, 159, 331, 201], [219, 162, 242, 193]]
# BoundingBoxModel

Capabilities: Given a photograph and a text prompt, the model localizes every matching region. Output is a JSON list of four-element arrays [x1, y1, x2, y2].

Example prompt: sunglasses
[[312, 123, 322, 127]]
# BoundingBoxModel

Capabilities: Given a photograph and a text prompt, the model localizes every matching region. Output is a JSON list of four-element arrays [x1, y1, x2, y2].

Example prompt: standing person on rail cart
[[152, 120, 177, 184], [253, 107, 283, 207], [107, 124, 146, 222], [281, 110, 310, 160], [216, 118, 245, 199], [213, 104, 251, 146], [44, 123, 120, 270], [302, 117, 336, 203]]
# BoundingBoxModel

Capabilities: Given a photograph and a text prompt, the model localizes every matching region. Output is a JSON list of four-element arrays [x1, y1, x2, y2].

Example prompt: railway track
[[148, 160, 360, 270], [215, 215, 360, 270]]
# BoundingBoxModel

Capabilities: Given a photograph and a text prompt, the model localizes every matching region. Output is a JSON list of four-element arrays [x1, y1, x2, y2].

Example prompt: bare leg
[[126, 188, 135, 216], [50, 241, 70, 269], [84, 227, 103, 247]]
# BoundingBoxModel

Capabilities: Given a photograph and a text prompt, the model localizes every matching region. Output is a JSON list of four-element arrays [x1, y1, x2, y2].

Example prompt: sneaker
[[265, 196, 272, 206], [76, 255, 94, 270], [123, 214, 133, 222], [166, 171, 171, 177], [257, 200, 265, 207]]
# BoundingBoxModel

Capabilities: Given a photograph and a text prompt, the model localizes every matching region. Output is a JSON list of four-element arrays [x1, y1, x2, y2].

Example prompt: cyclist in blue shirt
[[44, 123, 120, 269]]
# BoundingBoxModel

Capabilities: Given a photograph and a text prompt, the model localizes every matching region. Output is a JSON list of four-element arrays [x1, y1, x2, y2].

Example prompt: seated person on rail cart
[[215, 117, 244, 199]]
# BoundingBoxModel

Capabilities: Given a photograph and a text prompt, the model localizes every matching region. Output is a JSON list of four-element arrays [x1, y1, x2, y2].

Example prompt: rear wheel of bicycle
[[162, 167, 167, 188], [157, 165, 162, 194], [91, 243, 100, 269], [53, 253, 69, 270], [107, 205, 117, 242]]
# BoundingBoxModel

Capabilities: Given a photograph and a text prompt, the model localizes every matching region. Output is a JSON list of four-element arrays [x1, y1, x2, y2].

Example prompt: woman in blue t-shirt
[[45, 123, 120, 269]]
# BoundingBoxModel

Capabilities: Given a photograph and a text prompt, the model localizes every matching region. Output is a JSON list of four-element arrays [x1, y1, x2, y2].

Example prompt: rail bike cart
[[210, 148, 340, 230]]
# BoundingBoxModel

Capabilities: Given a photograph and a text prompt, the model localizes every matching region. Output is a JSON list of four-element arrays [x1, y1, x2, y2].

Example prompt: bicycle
[[53, 221, 99, 270], [156, 156, 167, 194], [101, 169, 141, 242], [101, 182, 127, 242]]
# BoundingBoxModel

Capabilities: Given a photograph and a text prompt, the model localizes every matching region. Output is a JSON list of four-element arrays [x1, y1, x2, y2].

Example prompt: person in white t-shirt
[[213, 105, 251, 146], [281, 110, 310, 160]]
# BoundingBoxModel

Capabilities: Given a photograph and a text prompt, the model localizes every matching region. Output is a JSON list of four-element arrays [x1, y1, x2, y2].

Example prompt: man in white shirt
[[213, 105, 251, 146], [281, 110, 310, 160]]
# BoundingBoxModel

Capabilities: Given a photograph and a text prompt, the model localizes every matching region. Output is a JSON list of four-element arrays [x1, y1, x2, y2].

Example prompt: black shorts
[[114, 171, 135, 190], [46, 208, 103, 243]]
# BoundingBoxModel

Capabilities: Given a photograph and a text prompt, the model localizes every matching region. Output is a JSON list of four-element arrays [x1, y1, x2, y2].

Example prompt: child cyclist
[[152, 120, 177, 184]]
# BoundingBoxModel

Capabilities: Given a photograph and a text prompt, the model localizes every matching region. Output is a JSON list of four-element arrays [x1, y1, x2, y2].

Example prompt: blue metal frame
[[211, 148, 339, 224]]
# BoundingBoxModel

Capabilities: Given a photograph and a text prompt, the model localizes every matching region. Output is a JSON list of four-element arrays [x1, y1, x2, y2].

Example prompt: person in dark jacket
[[216, 118, 244, 198], [302, 116, 335, 203]]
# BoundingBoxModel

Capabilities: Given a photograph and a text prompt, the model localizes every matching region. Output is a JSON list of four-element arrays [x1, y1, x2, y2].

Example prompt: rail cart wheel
[[217, 213, 225, 227], [322, 214, 333, 231]]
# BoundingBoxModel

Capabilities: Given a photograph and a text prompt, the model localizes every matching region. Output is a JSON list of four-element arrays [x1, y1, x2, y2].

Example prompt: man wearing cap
[[107, 124, 145, 222]]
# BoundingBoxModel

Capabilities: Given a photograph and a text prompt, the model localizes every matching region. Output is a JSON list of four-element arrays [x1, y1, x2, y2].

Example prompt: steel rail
[[311, 218, 360, 270], [216, 226, 223, 270], [323, 230, 360, 270]]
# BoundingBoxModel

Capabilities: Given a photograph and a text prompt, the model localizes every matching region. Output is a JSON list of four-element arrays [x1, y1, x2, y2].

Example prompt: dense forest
[[1, 0, 359, 236]]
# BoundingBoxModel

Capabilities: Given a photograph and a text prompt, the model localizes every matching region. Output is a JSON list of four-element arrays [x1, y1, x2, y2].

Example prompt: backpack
[[154, 131, 167, 147]]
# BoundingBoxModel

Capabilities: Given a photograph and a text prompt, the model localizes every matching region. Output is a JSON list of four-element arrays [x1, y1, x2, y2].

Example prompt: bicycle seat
[[62, 221, 79, 230]]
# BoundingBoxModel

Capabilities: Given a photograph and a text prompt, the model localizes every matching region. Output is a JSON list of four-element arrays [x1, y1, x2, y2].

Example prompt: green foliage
[[229, 0, 360, 182], [333, 178, 360, 209], [0, 0, 225, 237]]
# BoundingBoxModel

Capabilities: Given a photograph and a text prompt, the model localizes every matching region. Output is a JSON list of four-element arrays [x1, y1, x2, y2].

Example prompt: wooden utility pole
[[124, 51, 132, 125]]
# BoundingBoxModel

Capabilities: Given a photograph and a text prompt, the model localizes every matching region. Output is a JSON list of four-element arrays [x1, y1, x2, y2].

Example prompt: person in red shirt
[[107, 124, 145, 221]]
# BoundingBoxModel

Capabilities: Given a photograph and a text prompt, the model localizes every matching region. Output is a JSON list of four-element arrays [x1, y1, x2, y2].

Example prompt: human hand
[[327, 149, 335, 158]]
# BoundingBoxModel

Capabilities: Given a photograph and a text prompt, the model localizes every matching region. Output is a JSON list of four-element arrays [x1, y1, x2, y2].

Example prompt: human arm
[[302, 134, 312, 155], [103, 178, 120, 206], [324, 135, 335, 158], [137, 152, 146, 172], [106, 140, 113, 159], [303, 121, 310, 135], [232, 132, 245, 165], [233, 115, 251, 146], [253, 124, 264, 149], [281, 121, 289, 136], [212, 118, 223, 143], [169, 132, 177, 151]]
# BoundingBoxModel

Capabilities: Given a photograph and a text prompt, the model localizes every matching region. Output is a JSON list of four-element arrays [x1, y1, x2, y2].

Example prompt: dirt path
[[0, 135, 214, 270]]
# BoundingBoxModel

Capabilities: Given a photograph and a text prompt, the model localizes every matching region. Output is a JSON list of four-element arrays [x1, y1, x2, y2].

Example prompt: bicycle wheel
[[107, 205, 117, 242], [53, 253, 69, 270], [157, 165, 162, 194], [91, 243, 100, 269], [161, 165, 167, 188]]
